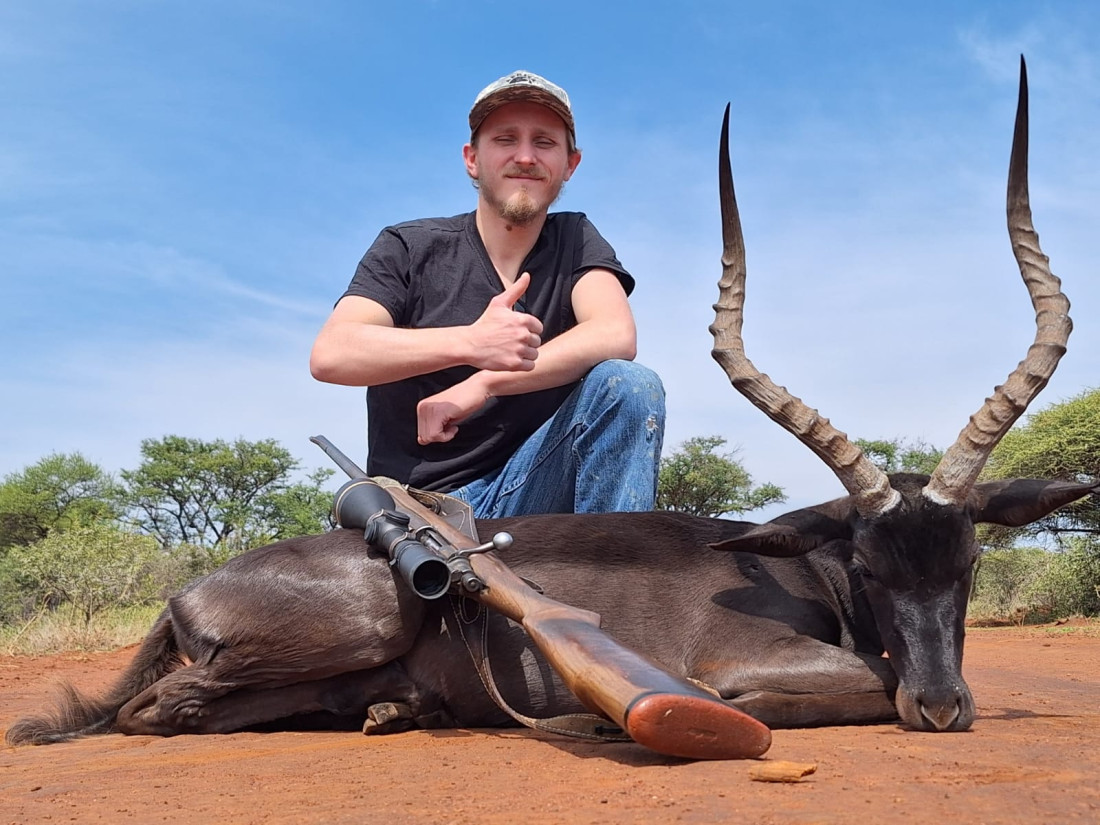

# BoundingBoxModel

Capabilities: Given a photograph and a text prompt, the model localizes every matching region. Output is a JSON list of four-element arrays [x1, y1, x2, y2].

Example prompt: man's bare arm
[[478, 268, 636, 396], [309, 274, 543, 386], [415, 269, 636, 443]]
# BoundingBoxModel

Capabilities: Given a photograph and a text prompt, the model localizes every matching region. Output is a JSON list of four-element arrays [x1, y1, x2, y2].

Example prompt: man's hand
[[416, 380, 493, 444], [464, 272, 543, 371]]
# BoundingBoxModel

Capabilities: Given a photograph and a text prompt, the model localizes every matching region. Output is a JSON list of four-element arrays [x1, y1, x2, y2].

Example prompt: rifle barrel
[[310, 435, 366, 480]]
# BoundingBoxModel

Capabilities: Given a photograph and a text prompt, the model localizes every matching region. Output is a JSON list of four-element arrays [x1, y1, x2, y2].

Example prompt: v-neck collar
[[464, 211, 546, 295]]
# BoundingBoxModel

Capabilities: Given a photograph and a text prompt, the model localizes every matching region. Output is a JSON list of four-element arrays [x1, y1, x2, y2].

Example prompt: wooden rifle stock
[[379, 481, 772, 760]]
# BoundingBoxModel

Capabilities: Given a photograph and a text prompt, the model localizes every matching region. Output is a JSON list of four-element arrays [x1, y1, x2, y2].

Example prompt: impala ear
[[709, 498, 855, 557], [969, 479, 1098, 526], [709, 522, 825, 557]]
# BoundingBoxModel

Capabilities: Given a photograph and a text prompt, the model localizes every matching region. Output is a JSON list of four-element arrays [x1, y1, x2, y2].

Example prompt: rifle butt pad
[[625, 692, 772, 760]]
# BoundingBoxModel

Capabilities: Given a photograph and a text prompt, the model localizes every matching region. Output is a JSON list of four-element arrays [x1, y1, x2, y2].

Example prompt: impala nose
[[907, 683, 974, 732], [919, 700, 961, 731]]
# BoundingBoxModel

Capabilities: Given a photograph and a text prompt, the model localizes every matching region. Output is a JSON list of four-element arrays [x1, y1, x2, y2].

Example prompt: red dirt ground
[[2, 624, 1099, 824]]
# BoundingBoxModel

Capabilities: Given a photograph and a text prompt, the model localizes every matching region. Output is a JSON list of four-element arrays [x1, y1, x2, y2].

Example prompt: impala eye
[[853, 563, 876, 581]]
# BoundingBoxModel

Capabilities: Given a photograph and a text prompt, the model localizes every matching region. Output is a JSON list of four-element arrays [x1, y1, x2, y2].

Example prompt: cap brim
[[469, 87, 575, 140]]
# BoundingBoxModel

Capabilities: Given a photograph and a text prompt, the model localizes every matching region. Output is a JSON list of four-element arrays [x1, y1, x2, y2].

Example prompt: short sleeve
[[341, 227, 412, 324], [575, 216, 635, 296]]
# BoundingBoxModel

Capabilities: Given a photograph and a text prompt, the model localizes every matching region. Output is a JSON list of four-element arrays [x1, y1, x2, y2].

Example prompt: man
[[310, 70, 665, 518]]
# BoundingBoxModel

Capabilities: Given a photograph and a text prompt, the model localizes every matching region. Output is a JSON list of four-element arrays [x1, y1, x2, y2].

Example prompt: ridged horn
[[709, 103, 900, 520], [923, 57, 1072, 506]]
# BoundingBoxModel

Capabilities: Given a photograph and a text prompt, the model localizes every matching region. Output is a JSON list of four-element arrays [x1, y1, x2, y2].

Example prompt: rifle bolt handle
[[466, 531, 514, 555]]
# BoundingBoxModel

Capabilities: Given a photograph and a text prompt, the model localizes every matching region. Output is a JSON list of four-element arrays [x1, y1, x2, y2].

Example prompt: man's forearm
[[412, 320, 637, 444], [310, 323, 475, 387], [311, 279, 542, 387], [473, 318, 636, 398]]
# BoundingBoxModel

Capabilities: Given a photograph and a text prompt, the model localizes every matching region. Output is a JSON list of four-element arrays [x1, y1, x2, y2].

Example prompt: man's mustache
[[504, 166, 546, 181]]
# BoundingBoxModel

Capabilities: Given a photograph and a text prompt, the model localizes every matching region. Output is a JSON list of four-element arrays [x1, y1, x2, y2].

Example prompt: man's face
[[464, 101, 582, 226]]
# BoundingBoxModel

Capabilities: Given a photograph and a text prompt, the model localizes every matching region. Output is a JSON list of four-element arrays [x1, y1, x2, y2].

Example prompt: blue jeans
[[450, 360, 665, 517]]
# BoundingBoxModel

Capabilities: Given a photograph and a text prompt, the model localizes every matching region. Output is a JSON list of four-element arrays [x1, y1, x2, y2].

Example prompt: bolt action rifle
[[311, 434, 771, 760]]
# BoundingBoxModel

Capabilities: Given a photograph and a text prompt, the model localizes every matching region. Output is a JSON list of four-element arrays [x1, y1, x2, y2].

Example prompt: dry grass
[[966, 616, 1100, 639], [0, 604, 163, 656]]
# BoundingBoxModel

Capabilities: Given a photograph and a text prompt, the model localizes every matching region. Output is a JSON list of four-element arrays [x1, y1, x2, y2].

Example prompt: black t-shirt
[[342, 210, 633, 492]]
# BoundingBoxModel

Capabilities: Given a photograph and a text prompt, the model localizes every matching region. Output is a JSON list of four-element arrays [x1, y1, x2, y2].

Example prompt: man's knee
[[583, 360, 666, 413]]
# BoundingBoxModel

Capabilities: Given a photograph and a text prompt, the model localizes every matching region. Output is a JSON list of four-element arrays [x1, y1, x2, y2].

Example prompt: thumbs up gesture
[[466, 272, 543, 371]]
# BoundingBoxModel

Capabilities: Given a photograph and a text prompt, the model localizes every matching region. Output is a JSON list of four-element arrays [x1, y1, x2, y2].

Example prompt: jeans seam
[[497, 419, 585, 499]]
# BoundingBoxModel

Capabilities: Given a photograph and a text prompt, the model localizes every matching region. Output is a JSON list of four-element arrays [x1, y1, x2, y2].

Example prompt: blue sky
[[2, 1, 1097, 520]]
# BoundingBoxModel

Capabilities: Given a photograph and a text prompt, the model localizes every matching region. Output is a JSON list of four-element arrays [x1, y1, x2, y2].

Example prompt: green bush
[[970, 538, 1100, 622], [1038, 537, 1100, 617], [0, 553, 33, 623], [969, 546, 1051, 621], [6, 523, 162, 626]]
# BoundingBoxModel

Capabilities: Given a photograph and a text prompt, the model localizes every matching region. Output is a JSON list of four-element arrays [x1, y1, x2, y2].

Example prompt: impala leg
[[696, 637, 900, 728], [729, 688, 899, 728], [117, 662, 419, 735]]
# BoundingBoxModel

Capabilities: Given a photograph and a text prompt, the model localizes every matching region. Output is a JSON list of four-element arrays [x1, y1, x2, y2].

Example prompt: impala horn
[[710, 103, 900, 519], [922, 57, 1071, 507]]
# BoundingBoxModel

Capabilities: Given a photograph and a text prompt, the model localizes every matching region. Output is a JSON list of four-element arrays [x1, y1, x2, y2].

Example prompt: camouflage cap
[[469, 70, 575, 144]]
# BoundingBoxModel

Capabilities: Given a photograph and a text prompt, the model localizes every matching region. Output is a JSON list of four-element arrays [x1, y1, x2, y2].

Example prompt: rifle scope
[[333, 479, 451, 600]]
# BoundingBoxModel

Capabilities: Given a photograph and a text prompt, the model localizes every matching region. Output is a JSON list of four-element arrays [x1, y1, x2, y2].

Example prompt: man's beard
[[481, 174, 565, 226], [499, 187, 541, 225]]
